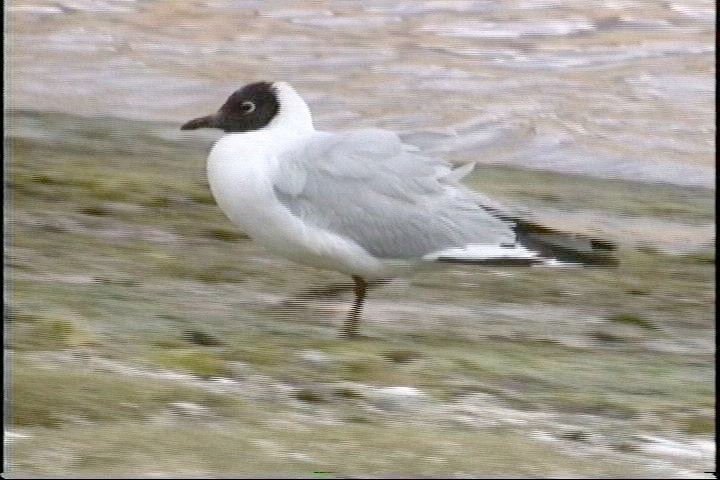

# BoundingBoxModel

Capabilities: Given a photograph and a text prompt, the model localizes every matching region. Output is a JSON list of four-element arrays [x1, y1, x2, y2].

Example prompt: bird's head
[[181, 81, 280, 133]]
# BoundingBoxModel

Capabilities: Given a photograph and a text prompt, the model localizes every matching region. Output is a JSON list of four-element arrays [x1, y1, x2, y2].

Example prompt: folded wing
[[273, 129, 618, 267], [273, 129, 517, 260]]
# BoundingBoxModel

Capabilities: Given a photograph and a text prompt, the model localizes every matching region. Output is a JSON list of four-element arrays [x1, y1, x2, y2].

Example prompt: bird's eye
[[240, 101, 256, 114]]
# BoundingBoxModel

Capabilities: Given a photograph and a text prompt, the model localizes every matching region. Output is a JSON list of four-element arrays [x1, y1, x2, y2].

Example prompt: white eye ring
[[241, 101, 256, 114]]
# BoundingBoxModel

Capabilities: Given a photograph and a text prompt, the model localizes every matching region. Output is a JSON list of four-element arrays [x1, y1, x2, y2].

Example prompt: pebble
[[367, 386, 429, 412], [297, 350, 332, 369], [168, 402, 211, 418]]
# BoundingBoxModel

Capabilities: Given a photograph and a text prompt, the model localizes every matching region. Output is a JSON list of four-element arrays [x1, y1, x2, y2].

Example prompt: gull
[[181, 81, 616, 338]]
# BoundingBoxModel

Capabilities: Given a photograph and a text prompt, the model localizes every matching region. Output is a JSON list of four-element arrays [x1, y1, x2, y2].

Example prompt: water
[[7, 0, 715, 188]]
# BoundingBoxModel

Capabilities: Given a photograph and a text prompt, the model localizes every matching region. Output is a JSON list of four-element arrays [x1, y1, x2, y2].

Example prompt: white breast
[[205, 132, 390, 278], [207, 133, 279, 235]]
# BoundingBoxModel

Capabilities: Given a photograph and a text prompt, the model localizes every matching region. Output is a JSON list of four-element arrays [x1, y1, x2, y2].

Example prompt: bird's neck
[[267, 82, 314, 139]]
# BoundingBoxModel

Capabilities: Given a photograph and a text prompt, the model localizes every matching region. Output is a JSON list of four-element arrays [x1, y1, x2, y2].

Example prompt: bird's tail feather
[[482, 204, 618, 267], [432, 197, 618, 267]]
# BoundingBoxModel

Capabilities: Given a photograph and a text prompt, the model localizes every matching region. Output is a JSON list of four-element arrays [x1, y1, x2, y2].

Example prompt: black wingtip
[[436, 257, 545, 267], [476, 203, 619, 267], [590, 238, 617, 251]]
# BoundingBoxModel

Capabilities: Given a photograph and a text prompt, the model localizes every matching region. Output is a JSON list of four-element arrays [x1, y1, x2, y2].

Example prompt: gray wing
[[273, 129, 516, 260]]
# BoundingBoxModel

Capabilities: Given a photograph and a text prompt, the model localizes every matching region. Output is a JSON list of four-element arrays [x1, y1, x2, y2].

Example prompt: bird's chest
[[205, 135, 298, 245]]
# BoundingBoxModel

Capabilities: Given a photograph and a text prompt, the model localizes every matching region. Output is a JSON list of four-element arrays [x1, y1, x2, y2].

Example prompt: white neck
[[267, 82, 314, 138]]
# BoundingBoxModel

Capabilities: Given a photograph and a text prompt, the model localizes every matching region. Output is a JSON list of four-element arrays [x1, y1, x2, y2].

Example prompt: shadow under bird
[[181, 81, 617, 338]]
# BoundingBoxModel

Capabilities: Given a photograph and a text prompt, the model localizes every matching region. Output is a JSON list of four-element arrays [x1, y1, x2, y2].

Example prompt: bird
[[181, 81, 616, 339]]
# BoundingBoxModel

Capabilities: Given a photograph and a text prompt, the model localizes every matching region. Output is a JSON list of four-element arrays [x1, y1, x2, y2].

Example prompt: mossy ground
[[5, 111, 715, 477]]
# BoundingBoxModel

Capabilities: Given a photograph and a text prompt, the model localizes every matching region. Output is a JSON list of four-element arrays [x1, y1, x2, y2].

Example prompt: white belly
[[205, 134, 391, 279]]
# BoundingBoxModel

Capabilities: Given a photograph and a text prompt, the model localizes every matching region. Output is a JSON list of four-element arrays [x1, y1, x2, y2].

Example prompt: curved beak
[[181, 114, 219, 130]]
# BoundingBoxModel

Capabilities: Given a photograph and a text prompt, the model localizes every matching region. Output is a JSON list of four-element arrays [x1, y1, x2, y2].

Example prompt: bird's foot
[[339, 330, 370, 341], [281, 282, 356, 307]]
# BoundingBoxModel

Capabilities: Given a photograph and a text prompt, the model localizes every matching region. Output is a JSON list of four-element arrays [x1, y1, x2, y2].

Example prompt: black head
[[181, 82, 280, 133]]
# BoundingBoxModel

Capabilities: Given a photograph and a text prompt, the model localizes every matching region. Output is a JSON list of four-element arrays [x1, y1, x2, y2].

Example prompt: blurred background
[[5, 0, 715, 477]]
